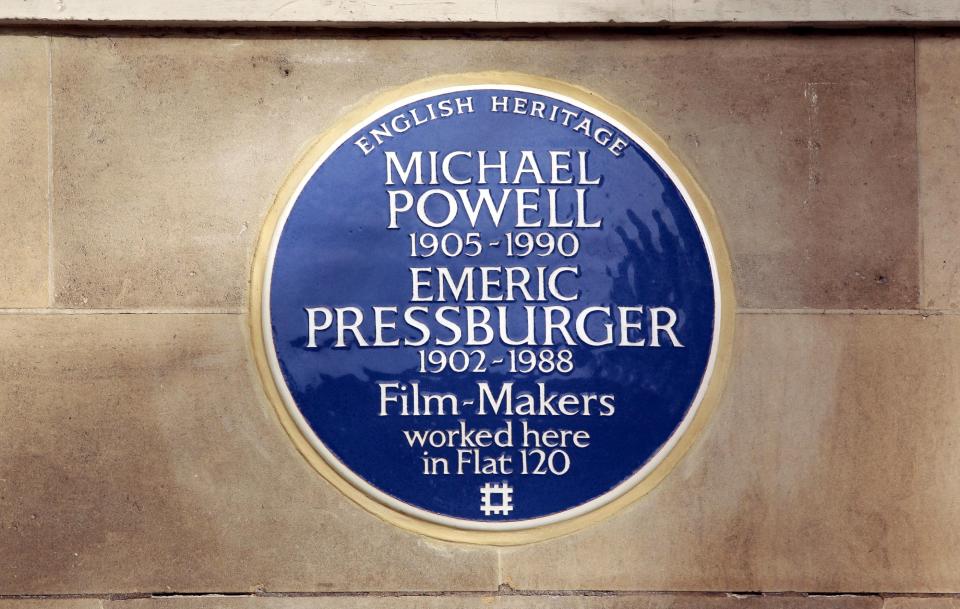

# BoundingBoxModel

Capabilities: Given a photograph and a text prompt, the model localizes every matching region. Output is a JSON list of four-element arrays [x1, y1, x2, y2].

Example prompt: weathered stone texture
[[0, 314, 497, 594], [501, 313, 960, 592], [884, 600, 960, 609], [51, 35, 917, 310], [919, 37, 960, 309], [0, 36, 48, 307]]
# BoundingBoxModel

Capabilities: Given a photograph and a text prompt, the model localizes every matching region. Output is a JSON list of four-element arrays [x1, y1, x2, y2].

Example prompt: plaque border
[[249, 72, 736, 545]]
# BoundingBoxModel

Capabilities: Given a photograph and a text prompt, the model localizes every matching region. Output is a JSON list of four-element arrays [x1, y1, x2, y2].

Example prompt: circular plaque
[[251, 73, 734, 545]]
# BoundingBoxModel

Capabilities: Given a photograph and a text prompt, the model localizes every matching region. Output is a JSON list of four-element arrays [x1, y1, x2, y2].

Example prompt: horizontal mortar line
[[0, 308, 245, 315], [738, 307, 960, 316], [5, 590, 960, 600], [2, 20, 960, 29], [256, 590, 958, 599]]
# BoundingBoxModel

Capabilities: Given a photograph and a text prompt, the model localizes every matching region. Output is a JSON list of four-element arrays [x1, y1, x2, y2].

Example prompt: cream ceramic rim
[[249, 72, 736, 546]]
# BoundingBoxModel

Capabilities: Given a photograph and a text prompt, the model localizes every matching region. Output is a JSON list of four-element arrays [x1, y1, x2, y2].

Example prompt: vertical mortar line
[[46, 35, 54, 307], [914, 34, 924, 310]]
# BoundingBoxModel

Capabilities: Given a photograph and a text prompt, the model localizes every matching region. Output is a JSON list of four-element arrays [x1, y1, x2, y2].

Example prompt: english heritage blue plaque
[[252, 74, 734, 543]]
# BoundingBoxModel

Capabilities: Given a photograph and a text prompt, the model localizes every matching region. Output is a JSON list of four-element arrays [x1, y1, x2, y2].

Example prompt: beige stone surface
[[575, 36, 917, 309], [0, 313, 497, 594], [52, 35, 917, 310], [919, 38, 960, 309], [0, 594, 887, 609], [0, 36, 48, 307], [0, 602, 102, 609], [501, 313, 960, 592], [884, 600, 960, 609]]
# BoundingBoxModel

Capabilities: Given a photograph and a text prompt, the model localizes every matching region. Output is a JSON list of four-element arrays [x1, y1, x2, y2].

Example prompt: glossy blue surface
[[268, 88, 716, 524]]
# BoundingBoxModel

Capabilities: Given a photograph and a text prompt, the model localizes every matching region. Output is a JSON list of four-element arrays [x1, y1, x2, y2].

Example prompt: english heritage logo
[[251, 73, 735, 544]]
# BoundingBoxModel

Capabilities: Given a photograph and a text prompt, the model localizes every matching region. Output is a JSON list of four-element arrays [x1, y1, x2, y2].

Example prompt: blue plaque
[[252, 74, 734, 543]]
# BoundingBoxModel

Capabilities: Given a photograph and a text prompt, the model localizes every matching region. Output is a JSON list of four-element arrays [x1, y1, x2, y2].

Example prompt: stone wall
[[2, 28, 960, 608]]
